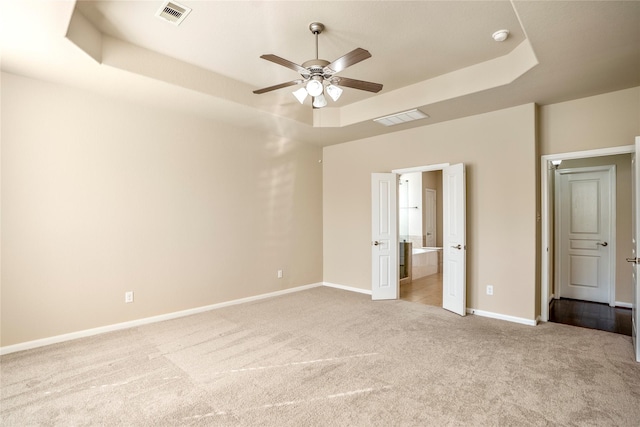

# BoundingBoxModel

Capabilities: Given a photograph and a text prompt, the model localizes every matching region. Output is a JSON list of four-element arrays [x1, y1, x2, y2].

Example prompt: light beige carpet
[[1, 286, 639, 426]]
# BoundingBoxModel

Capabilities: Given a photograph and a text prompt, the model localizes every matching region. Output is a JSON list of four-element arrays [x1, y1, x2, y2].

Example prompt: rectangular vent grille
[[373, 109, 429, 126], [156, 1, 191, 26]]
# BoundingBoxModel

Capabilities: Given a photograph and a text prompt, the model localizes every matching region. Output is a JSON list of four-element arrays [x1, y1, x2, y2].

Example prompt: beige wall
[[323, 104, 538, 321], [1, 72, 323, 347], [539, 87, 640, 155], [3, 70, 638, 348]]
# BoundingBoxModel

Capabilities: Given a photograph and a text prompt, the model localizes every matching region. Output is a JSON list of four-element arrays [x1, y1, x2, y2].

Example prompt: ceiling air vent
[[373, 109, 429, 127], [155, 1, 192, 26]]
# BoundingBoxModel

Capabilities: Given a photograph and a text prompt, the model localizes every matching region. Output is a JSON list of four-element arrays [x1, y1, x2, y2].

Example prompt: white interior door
[[442, 164, 466, 316], [556, 167, 614, 304], [632, 136, 640, 362], [424, 188, 437, 247], [371, 173, 398, 300]]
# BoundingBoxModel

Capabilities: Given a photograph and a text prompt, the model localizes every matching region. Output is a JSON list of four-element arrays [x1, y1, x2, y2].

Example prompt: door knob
[[451, 244, 462, 250], [596, 242, 608, 247], [373, 241, 380, 246], [626, 257, 638, 264]]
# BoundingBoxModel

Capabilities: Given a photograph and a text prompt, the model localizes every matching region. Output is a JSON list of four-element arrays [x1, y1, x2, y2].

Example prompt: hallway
[[549, 298, 632, 336]]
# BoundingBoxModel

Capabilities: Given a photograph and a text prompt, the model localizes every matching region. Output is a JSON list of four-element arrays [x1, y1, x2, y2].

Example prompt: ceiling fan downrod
[[309, 22, 324, 60]]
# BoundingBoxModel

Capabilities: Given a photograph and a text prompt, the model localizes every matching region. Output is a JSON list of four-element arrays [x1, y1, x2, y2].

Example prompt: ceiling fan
[[253, 22, 383, 108]]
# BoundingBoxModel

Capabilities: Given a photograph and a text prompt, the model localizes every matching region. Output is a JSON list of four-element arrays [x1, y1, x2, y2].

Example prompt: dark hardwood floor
[[549, 298, 632, 336]]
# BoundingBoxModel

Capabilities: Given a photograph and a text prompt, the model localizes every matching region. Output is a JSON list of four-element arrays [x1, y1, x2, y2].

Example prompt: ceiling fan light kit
[[326, 84, 343, 102], [253, 22, 383, 108], [313, 94, 328, 108], [306, 77, 324, 97]]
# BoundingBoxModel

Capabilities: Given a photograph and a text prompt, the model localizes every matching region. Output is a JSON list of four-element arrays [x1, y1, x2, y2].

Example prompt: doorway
[[541, 149, 634, 336], [555, 165, 616, 304], [398, 170, 443, 307], [371, 162, 466, 316]]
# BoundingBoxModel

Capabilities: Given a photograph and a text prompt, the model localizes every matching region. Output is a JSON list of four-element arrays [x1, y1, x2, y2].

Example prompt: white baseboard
[[466, 308, 538, 326], [322, 282, 372, 295], [615, 301, 632, 309], [0, 283, 323, 356]]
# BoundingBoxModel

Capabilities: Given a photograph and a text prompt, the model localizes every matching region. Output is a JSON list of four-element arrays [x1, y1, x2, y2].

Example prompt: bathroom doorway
[[399, 170, 444, 307]]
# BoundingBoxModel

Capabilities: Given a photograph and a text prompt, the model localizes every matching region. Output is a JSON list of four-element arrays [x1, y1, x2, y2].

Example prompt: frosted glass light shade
[[306, 79, 324, 97], [312, 94, 327, 108], [326, 84, 343, 102], [292, 87, 308, 104]]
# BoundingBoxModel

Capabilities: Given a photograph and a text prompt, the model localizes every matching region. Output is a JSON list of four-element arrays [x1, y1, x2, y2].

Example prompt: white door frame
[[540, 145, 634, 322], [389, 163, 452, 300], [554, 165, 616, 305]]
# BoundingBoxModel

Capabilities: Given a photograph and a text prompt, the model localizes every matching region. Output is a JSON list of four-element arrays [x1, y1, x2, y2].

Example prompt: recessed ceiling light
[[373, 109, 429, 127], [492, 29, 509, 42]]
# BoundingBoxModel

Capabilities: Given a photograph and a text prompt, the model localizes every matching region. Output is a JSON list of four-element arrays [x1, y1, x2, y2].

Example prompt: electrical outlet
[[125, 291, 134, 303], [486, 285, 493, 296], [277, 269, 283, 279]]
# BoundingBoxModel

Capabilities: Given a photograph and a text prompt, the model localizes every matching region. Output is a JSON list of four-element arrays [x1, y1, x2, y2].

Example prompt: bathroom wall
[[399, 172, 423, 248], [422, 170, 443, 247]]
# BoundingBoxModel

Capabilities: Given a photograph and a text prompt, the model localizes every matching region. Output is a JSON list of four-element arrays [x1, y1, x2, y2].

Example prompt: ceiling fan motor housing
[[302, 59, 331, 78]]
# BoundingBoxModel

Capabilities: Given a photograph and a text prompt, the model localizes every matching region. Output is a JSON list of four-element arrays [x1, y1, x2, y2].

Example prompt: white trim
[[548, 293, 555, 304], [466, 308, 538, 326], [0, 283, 322, 356], [615, 301, 633, 309], [392, 163, 450, 174], [322, 282, 372, 295], [540, 145, 634, 322]]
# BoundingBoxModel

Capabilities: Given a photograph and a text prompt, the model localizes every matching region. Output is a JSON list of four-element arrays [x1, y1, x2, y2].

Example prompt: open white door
[[371, 173, 398, 300], [632, 137, 640, 362], [442, 163, 466, 315]]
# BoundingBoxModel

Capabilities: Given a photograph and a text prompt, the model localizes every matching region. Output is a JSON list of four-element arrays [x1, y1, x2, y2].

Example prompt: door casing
[[540, 145, 633, 322]]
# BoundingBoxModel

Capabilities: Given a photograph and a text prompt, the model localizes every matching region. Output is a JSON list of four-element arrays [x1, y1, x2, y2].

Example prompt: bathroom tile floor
[[549, 298, 632, 336], [400, 273, 442, 307]]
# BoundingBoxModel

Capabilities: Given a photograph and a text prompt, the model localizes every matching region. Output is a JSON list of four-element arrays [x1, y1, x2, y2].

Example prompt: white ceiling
[[1, 1, 639, 146]]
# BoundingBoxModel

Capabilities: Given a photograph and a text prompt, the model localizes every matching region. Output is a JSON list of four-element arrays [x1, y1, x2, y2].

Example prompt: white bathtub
[[412, 247, 442, 279]]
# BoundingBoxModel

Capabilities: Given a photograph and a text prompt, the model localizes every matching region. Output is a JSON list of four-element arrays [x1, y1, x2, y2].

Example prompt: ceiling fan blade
[[332, 76, 383, 93], [324, 48, 371, 74], [260, 54, 309, 75], [253, 79, 304, 94]]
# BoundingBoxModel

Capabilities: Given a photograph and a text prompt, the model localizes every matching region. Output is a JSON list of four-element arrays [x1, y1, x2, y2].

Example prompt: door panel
[[442, 164, 466, 316], [556, 168, 613, 303], [371, 173, 398, 300]]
